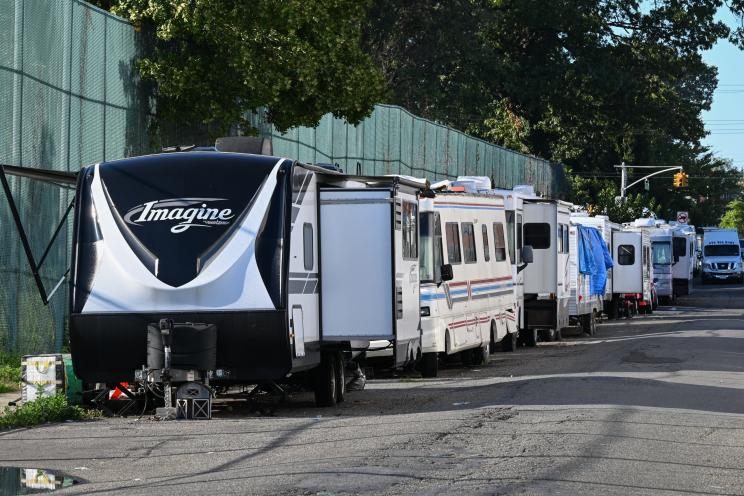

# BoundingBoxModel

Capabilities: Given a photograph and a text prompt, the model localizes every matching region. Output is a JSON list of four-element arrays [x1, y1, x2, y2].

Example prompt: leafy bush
[[0, 354, 21, 393], [0, 394, 97, 430]]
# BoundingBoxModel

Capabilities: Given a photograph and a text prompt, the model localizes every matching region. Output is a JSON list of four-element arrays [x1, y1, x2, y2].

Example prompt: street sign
[[677, 211, 689, 224]]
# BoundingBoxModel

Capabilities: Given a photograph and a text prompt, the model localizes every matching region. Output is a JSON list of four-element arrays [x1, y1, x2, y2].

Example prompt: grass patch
[[0, 394, 98, 430], [0, 353, 21, 393]]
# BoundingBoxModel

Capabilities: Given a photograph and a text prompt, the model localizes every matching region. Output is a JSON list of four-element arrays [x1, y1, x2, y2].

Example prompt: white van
[[418, 192, 519, 377], [701, 228, 743, 283]]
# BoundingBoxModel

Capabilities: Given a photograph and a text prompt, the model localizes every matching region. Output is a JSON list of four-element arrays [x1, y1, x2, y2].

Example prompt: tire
[[334, 352, 345, 404], [523, 328, 538, 347], [501, 331, 517, 352], [313, 352, 337, 407], [420, 352, 439, 378], [582, 314, 595, 336], [540, 328, 559, 342], [609, 298, 619, 320]]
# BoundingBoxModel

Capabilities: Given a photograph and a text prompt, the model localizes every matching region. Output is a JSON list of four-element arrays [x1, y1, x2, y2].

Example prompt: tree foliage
[[364, 0, 744, 226], [720, 200, 744, 236], [100, 0, 386, 134]]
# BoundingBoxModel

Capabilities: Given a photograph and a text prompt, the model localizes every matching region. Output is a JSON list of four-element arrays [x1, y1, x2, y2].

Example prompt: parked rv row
[[0, 146, 698, 414]]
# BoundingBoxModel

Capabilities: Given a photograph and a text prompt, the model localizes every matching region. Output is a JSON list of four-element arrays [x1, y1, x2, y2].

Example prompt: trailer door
[[612, 232, 642, 293]]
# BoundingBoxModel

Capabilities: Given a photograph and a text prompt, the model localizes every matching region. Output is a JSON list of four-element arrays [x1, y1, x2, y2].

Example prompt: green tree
[[97, 0, 386, 135], [719, 200, 744, 236]]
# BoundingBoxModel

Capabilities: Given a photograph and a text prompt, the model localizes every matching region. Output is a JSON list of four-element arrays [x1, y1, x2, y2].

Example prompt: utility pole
[[614, 163, 683, 198]]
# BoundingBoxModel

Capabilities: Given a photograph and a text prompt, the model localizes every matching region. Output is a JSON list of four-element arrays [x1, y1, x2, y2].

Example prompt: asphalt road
[[3, 281, 744, 495]]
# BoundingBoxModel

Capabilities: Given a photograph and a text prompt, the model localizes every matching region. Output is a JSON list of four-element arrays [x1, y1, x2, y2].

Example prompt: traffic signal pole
[[615, 163, 683, 198]]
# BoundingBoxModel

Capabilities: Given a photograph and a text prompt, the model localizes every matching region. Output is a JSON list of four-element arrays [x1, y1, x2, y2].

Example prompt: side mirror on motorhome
[[517, 245, 533, 274], [521, 245, 534, 264], [440, 264, 454, 282]]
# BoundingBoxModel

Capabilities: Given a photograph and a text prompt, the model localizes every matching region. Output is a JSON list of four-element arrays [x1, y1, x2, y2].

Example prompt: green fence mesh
[[248, 105, 568, 198], [1, 0, 566, 356], [0, 0, 152, 355]]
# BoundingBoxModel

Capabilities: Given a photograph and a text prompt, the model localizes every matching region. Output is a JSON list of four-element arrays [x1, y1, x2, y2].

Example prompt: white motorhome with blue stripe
[[418, 192, 518, 377]]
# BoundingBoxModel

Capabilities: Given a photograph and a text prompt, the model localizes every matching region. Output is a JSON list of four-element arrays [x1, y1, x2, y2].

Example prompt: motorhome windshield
[[419, 212, 442, 283], [652, 242, 672, 265], [704, 244, 740, 257]]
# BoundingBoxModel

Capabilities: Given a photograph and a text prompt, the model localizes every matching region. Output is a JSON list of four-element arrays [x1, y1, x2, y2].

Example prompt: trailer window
[[618, 245, 635, 265], [563, 225, 569, 253], [505, 211, 516, 264], [402, 201, 418, 260], [673, 237, 686, 257], [462, 223, 477, 263], [482, 225, 490, 262], [524, 223, 550, 250], [557, 224, 563, 253], [493, 222, 507, 262], [445, 222, 462, 264], [303, 223, 314, 270]]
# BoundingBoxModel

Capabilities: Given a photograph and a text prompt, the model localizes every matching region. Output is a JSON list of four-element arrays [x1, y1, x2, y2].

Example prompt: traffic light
[[673, 171, 688, 188]]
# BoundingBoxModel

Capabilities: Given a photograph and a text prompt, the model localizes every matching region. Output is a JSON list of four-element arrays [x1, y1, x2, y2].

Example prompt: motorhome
[[649, 227, 675, 304], [701, 227, 743, 284], [612, 228, 654, 315], [488, 185, 542, 346], [521, 199, 573, 342], [671, 225, 695, 296], [417, 189, 519, 377], [570, 214, 621, 318], [2, 146, 423, 408]]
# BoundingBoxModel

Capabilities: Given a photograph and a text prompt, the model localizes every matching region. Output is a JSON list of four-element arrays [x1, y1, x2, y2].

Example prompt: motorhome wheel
[[334, 353, 345, 403], [501, 330, 517, 353], [420, 352, 439, 378], [472, 344, 490, 366], [313, 352, 337, 407]]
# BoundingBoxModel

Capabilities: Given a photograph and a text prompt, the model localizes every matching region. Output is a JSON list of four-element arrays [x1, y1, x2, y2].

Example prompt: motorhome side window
[[303, 223, 314, 270], [462, 223, 477, 264], [402, 201, 418, 260], [618, 245, 635, 265], [493, 222, 507, 262], [673, 237, 686, 257], [482, 225, 490, 262], [517, 214, 523, 263], [445, 222, 462, 264], [524, 223, 550, 250], [505, 211, 516, 264], [562, 224, 569, 253]]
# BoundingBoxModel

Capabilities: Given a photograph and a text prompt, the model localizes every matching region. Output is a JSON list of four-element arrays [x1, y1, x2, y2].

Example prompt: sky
[[702, 9, 744, 169]]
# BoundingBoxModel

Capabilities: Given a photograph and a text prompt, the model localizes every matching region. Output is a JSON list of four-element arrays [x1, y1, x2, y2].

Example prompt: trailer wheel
[[523, 328, 538, 347], [313, 352, 337, 407], [420, 352, 439, 378], [334, 352, 345, 404]]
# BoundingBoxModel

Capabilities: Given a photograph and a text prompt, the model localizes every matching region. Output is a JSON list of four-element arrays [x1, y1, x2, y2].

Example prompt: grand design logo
[[123, 198, 235, 233]]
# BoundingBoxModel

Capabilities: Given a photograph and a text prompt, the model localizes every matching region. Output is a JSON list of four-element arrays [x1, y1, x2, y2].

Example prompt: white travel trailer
[[701, 227, 743, 283], [487, 185, 542, 346], [612, 229, 654, 314], [671, 225, 695, 296], [570, 214, 621, 318], [521, 200, 573, 341], [2, 145, 423, 409], [417, 191, 519, 377]]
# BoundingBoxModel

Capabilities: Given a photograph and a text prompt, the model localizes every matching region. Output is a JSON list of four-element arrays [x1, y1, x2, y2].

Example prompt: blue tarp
[[577, 225, 614, 296]]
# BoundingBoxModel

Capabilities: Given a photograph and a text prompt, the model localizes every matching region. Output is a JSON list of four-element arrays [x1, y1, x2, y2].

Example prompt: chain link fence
[[248, 105, 568, 198], [0, 0, 152, 355]]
